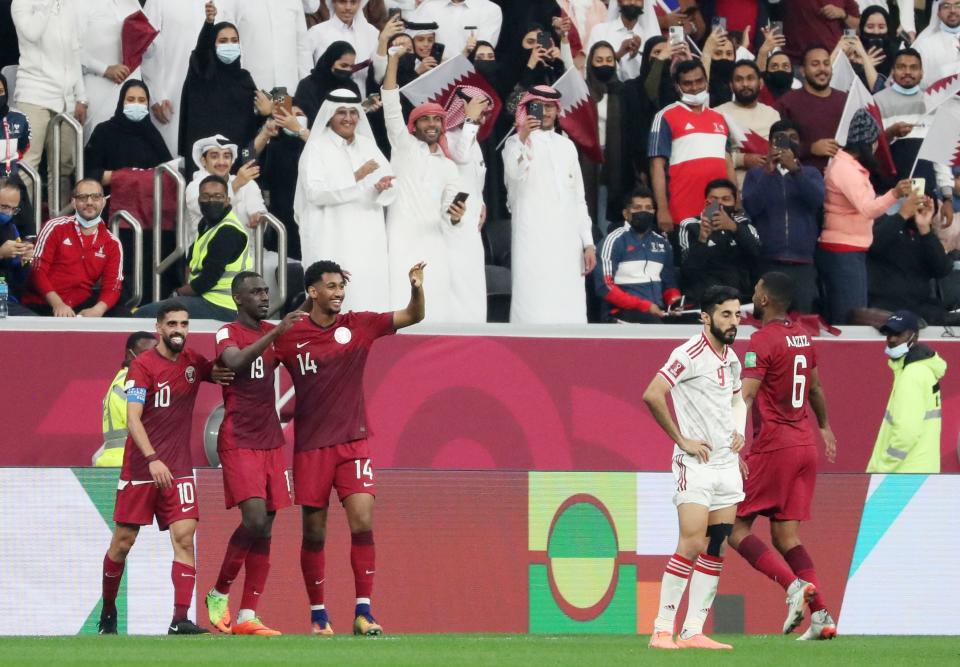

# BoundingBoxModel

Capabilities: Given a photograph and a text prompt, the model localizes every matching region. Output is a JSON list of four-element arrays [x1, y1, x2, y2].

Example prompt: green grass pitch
[[1, 635, 958, 666]]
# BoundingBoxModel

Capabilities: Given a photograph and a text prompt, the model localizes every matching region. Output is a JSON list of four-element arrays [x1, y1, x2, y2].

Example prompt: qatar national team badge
[[185, 366, 196, 383], [334, 326, 352, 345]]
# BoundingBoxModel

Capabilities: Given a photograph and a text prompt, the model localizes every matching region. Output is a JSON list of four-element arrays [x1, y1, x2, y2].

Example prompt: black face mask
[[620, 5, 643, 21], [0, 94, 7, 116], [199, 201, 227, 222], [711, 59, 736, 82], [862, 35, 889, 52], [629, 211, 656, 234], [764, 70, 794, 95], [593, 65, 617, 83], [474, 60, 500, 81], [332, 68, 353, 82]]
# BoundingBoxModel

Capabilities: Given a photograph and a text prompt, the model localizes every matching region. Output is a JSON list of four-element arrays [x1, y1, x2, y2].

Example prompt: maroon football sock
[[300, 539, 326, 606], [240, 538, 271, 612], [784, 545, 826, 612], [101, 554, 125, 615], [350, 530, 375, 600], [215, 525, 256, 595], [171, 561, 196, 622], [734, 535, 796, 590]]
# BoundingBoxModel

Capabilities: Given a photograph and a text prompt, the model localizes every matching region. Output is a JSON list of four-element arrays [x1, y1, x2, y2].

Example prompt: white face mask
[[681, 90, 709, 107], [884, 342, 911, 359], [75, 213, 101, 229]]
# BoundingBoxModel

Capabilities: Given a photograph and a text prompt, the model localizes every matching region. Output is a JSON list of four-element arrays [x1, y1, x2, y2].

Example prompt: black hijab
[[0, 72, 9, 117], [859, 6, 897, 78], [586, 41, 622, 101], [295, 41, 360, 129]]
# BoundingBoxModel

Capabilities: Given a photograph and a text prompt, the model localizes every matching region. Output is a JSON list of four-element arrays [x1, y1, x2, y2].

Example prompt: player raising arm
[[205, 272, 306, 636], [643, 285, 747, 651], [274, 260, 425, 637], [728, 273, 839, 641]]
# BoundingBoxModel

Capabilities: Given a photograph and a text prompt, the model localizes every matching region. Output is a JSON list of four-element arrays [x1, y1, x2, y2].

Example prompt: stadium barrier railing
[[50, 112, 84, 217], [109, 210, 144, 309]]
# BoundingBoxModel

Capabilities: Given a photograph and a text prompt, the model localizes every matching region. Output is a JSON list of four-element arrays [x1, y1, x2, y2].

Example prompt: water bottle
[[0, 278, 8, 319]]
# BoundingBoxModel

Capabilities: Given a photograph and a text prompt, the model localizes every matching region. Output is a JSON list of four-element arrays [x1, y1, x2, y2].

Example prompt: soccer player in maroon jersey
[[205, 272, 306, 636], [728, 272, 840, 641], [274, 259, 425, 636], [98, 301, 231, 635]]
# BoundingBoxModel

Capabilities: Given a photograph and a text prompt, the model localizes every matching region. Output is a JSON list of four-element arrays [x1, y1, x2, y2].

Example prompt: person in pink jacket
[[818, 109, 911, 323]]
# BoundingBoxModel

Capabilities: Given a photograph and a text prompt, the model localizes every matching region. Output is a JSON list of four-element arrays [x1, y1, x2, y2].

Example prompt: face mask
[[283, 115, 309, 136], [711, 59, 736, 81], [620, 5, 643, 21], [200, 201, 226, 222], [593, 65, 617, 82], [863, 35, 888, 52], [123, 103, 149, 122], [475, 60, 500, 78], [681, 90, 709, 106], [75, 213, 101, 228], [332, 68, 353, 82], [0, 212, 12, 224], [0, 94, 8, 113], [884, 342, 911, 359], [765, 70, 794, 93], [628, 211, 656, 233], [892, 82, 920, 95], [216, 43, 242, 64], [942, 23, 960, 35]]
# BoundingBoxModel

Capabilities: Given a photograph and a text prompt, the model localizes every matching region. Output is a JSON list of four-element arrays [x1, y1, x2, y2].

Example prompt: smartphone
[[430, 42, 445, 62], [388, 7, 401, 20], [703, 201, 720, 220], [773, 132, 792, 150], [271, 87, 292, 113], [361, 93, 381, 111], [712, 16, 727, 34], [911, 178, 926, 196], [844, 28, 857, 39], [770, 20, 783, 34], [464, 25, 477, 35], [536, 30, 552, 50], [23, 234, 37, 244], [452, 192, 469, 207], [669, 25, 685, 46], [527, 101, 544, 122], [240, 147, 253, 165]]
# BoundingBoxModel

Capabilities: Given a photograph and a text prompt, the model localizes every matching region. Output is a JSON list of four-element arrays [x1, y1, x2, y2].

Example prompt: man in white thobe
[[230, 0, 313, 93], [914, 0, 960, 85], [443, 84, 492, 322], [503, 85, 596, 325], [81, 0, 143, 140], [588, 0, 655, 82], [294, 89, 396, 312], [382, 46, 465, 322], [141, 0, 236, 156], [308, 0, 379, 97], [411, 0, 503, 57]]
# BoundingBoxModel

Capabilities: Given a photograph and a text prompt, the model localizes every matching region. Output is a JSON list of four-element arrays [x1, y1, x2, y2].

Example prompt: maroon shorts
[[737, 446, 817, 521], [113, 476, 200, 531], [220, 447, 292, 511], [293, 440, 376, 509]]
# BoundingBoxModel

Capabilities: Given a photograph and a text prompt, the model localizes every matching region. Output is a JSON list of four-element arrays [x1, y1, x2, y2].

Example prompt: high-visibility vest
[[188, 211, 252, 310], [95, 367, 128, 467]]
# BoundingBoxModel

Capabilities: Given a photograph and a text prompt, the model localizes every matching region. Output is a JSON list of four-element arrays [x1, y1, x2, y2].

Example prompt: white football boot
[[797, 610, 837, 641], [783, 578, 817, 634]]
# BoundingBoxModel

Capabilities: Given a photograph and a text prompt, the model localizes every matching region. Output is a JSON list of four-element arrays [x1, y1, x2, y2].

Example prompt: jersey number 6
[[791, 355, 808, 409]]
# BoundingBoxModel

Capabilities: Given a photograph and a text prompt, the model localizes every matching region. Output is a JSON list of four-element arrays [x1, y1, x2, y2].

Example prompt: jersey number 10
[[792, 355, 808, 409], [154, 385, 171, 408]]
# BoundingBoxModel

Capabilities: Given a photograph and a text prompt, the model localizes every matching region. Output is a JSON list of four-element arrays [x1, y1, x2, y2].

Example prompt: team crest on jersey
[[334, 326, 352, 345], [668, 359, 686, 378], [185, 366, 196, 383], [745, 352, 757, 368]]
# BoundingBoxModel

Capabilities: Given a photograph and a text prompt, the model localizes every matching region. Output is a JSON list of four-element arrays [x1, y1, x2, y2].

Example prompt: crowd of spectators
[[0, 0, 958, 326]]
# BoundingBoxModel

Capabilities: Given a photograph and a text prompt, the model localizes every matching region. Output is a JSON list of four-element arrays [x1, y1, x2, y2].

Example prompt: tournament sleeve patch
[[124, 379, 135, 391], [667, 358, 686, 379], [215, 327, 232, 344], [744, 351, 757, 368], [127, 387, 147, 404]]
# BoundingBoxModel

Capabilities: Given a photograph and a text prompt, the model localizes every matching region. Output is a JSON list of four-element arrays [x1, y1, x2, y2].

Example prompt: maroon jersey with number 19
[[121, 348, 213, 481], [742, 319, 818, 453], [274, 311, 396, 452], [215, 320, 285, 451]]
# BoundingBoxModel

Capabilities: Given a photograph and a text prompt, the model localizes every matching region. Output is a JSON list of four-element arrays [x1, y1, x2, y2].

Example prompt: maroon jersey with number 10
[[215, 320, 285, 451], [274, 311, 396, 452], [742, 320, 818, 453], [121, 348, 213, 481]]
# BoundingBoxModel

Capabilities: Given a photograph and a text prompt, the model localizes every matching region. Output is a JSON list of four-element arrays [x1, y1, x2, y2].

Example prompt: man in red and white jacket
[[21, 178, 124, 317]]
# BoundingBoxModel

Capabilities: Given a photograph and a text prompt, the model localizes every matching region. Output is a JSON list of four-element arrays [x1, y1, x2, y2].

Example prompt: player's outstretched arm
[[126, 401, 173, 489], [219, 311, 307, 372], [808, 368, 837, 463], [643, 374, 712, 464], [393, 262, 426, 330]]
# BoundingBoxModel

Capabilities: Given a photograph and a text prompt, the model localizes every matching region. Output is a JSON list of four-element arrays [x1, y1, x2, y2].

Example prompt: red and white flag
[[916, 99, 960, 167], [721, 113, 769, 155], [829, 50, 857, 93], [553, 68, 604, 163], [834, 72, 896, 178], [924, 62, 960, 115], [400, 54, 502, 140]]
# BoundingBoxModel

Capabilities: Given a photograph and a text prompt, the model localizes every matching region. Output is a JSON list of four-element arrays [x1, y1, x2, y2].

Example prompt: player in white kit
[[642, 285, 747, 650]]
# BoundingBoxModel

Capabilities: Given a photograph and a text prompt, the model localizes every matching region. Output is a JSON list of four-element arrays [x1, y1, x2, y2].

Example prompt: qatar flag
[[121, 10, 158, 72], [916, 99, 960, 168], [722, 113, 769, 156], [553, 68, 604, 163], [924, 62, 960, 115], [399, 54, 502, 141]]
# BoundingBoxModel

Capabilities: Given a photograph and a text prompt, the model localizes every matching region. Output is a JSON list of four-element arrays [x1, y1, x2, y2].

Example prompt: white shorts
[[671, 454, 744, 511]]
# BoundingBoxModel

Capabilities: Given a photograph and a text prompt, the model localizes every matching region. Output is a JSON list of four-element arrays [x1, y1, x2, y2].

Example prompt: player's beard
[[710, 319, 737, 345], [753, 301, 764, 320], [163, 332, 186, 352]]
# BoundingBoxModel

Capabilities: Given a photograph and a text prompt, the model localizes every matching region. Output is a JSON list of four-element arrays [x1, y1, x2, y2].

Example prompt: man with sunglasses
[[21, 178, 125, 317]]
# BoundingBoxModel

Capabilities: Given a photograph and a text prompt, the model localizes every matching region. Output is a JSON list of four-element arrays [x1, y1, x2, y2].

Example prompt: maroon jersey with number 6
[[742, 320, 818, 453], [121, 348, 213, 481], [215, 320, 284, 451], [274, 311, 396, 452]]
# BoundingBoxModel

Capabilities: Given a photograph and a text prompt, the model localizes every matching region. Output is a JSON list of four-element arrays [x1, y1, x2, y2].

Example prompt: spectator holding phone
[[296, 41, 362, 130], [586, 0, 647, 82], [0, 177, 35, 316], [781, 0, 860, 61], [742, 120, 825, 313], [506, 24, 567, 110]]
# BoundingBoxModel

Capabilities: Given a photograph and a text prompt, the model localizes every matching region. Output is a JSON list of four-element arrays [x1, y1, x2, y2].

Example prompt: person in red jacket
[[21, 178, 124, 316]]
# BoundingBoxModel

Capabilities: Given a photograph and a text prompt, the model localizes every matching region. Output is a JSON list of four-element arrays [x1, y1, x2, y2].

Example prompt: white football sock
[[653, 554, 694, 633], [237, 608, 255, 624], [680, 553, 723, 638]]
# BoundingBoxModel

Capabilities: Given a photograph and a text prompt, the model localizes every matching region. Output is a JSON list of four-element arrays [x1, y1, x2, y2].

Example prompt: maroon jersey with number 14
[[274, 311, 396, 452], [215, 320, 285, 451], [121, 348, 214, 481], [742, 319, 818, 453]]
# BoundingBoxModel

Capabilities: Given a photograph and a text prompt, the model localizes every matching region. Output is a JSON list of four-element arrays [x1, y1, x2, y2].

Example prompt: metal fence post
[[50, 113, 84, 215], [109, 210, 144, 308]]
